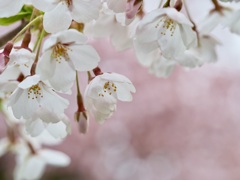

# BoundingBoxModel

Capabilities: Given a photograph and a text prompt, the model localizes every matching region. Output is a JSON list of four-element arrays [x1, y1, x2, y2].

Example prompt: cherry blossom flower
[[31, 0, 101, 33], [8, 75, 69, 120], [14, 148, 70, 180], [25, 109, 71, 139], [85, 6, 140, 51], [134, 7, 197, 60], [0, 48, 35, 80], [37, 29, 100, 93], [84, 73, 136, 123]]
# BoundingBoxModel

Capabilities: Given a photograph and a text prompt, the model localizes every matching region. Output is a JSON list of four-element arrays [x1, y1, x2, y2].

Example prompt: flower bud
[[75, 111, 89, 134]]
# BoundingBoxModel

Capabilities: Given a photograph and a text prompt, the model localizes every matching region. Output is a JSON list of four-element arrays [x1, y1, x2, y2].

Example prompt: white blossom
[[25, 109, 71, 139], [14, 148, 70, 180], [134, 7, 197, 60], [8, 74, 69, 120], [0, 48, 35, 81], [32, 0, 101, 33], [85, 5, 140, 51], [37, 29, 100, 93], [84, 73, 135, 123]]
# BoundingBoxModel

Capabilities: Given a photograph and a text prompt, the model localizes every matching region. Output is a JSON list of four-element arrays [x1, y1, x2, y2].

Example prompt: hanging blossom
[[31, 0, 101, 33], [1, 48, 35, 79], [0, 0, 28, 18], [134, 7, 197, 60], [14, 147, 70, 180], [133, 7, 197, 77], [36, 29, 100, 93], [0, 48, 35, 98], [84, 72, 136, 123], [25, 109, 71, 139], [176, 35, 220, 67], [85, 3, 141, 51], [8, 74, 69, 120]]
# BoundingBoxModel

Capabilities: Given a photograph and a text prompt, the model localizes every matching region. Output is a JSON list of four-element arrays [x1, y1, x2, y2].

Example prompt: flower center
[[52, 43, 71, 63], [98, 81, 117, 97], [28, 84, 43, 100], [156, 16, 176, 37]]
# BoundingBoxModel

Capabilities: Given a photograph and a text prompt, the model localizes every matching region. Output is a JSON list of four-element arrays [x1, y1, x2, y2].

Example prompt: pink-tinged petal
[[56, 29, 88, 44], [40, 149, 70, 166], [18, 75, 41, 89], [0, 0, 25, 18], [107, 0, 127, 13], [47, 58, 75, 93], [126, 0, 142, 19], [36, 50, 56, 80], [32, 0, 58, 12], [68, 44, 100, 71], [43, 3, 72, 33], [71, 0, 101, 23]]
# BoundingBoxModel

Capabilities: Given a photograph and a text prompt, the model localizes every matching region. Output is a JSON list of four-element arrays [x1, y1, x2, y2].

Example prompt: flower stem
[[12, 15, 43, 43], [211, 0, 223, 12], [76, 72, 85, 112], [183, 0, 200, 46], [30, 29, 45, 75]]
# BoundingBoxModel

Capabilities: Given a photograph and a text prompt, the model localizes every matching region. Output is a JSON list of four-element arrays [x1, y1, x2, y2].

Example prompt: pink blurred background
[[2, 0, 240, 179]]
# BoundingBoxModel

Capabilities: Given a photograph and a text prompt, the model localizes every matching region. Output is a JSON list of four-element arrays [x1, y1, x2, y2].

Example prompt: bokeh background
[[2, 0, 240, 179]]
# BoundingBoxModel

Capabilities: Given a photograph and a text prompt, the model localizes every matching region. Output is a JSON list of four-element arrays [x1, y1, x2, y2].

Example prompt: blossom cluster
[[0, 0, 239, 179]]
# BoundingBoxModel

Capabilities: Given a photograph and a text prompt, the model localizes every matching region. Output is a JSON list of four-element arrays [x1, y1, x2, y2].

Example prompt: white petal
[[40, 149, 70, 166], [18, 75, 41, 89], [69, 44, 100, 71], [71, 0, 101, 23], [25, 119, 45, 137], [43, 2, 72, 33], [14, 155, 46, 180], [36, 50, 57, 80], [46, 119, 70, 139], [0, 0, 25, 18], [46, 57, 75, 92], [39, 83, 69, 114], [0, 138, 9, 157], [32, 0, 58, 12], [56, 29, 88, 44]]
